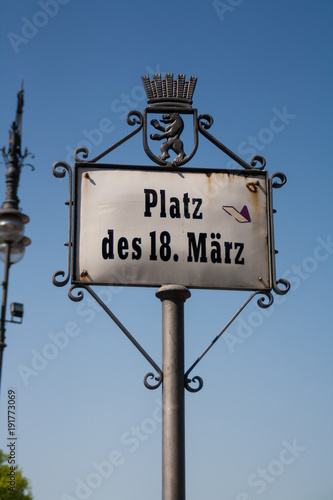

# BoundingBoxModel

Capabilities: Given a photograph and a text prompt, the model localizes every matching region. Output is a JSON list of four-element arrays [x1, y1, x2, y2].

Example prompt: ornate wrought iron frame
[[52, 103, 290, 392]]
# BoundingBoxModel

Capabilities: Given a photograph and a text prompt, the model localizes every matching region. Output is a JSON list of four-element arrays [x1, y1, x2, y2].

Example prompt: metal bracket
[[184, 290, 273, 392], [68, 283, 163, 390], [52, 90, 290, 392]]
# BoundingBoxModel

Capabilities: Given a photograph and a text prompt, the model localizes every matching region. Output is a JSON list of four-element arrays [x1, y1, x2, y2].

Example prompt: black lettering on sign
[[224, 241, 232, 264], [149, 231, 157, 261], [149, 231, 172, 261], [210, 233, 222, 263], [132, 238, 142, 260], [160, 189, 166, 218], [159, 231, 172, 261], [235, 243, 245, 265], [144, 189, 157, 217], [187, 232, 207, 262], [102, 230, 114, 259], [192, 198, 203, 219], [183, 193, 190, 219], [102, 230, 142, 261], [143, 189, 203, 219], [187, 233, 245, 264], [170, 197, 181, 219], [118, 237, 129, 260]]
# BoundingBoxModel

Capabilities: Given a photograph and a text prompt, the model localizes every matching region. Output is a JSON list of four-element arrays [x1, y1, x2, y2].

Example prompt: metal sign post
[[157, 285, 190, 500], [53, 73, 290, 499]]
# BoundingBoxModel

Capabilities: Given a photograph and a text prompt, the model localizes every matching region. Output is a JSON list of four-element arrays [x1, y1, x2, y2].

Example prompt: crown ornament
[[141, 73, 197, 108]]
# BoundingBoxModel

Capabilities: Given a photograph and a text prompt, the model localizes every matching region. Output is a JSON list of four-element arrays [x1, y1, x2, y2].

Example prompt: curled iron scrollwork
[[52, 161, 73, 287], [68, 284, 85, 302], [250, 155, 266, 170], [198, 113, 214, 130], [271, 171, 287, 188], [273, 278, 290, 295], [52, 159, 71, 180], [255, 290, 274, 308], [185, 375, 204, 393], [52, 269, 69, 288], [127, 110, 143, 127], [75, 147, 89, 162], [144, 372, 163, 390]]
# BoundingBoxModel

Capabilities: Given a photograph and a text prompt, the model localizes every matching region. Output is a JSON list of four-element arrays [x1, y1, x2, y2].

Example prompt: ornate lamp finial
[[1, 85, 34, 212]]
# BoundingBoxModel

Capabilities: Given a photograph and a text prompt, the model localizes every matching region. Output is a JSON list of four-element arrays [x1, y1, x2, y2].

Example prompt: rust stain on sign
[[83, 172, 96, 186], [246, 181, 259, 193]]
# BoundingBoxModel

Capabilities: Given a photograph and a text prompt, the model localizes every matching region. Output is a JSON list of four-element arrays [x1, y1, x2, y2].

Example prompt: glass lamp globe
[[0, 213, 25, 244], [0, 236, 31, 265]]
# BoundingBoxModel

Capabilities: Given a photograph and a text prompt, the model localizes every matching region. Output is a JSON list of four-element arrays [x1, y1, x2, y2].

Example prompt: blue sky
[[0, 1, 332, 499]]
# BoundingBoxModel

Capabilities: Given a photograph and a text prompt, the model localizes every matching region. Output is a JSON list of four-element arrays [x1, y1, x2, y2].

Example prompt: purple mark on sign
[[222, 205, 251, 223]]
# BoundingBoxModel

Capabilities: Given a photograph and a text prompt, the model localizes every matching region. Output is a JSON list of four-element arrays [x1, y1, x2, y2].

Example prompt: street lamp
[[0, 85, 33, 392]]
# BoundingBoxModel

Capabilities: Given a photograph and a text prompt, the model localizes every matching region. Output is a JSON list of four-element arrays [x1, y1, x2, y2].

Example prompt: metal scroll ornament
[[52, 73, 290, 392]]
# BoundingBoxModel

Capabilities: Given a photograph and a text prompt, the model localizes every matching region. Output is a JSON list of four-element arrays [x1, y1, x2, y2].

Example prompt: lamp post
[[0, 85, 33, 393]]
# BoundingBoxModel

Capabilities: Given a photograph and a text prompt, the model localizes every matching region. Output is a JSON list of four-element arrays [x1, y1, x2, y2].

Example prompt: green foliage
[[0, 449, 33, 500]]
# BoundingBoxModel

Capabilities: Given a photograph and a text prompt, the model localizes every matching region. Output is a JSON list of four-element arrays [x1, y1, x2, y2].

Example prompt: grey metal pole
[[156, 284, 191, 500], [0, 86, 31, 395], [0, 242, 11, 392]]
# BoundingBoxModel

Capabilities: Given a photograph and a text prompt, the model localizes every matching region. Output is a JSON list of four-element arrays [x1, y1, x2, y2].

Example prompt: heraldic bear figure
[[150, 113, 186, 163]]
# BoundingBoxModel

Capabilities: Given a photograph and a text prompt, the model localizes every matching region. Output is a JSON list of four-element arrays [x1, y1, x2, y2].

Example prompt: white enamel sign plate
[[73, 165, 271, 290]]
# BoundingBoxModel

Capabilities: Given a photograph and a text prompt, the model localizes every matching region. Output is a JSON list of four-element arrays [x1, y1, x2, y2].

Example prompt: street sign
[[73, 164, 271, 290], [54, 74, 290, 500]]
